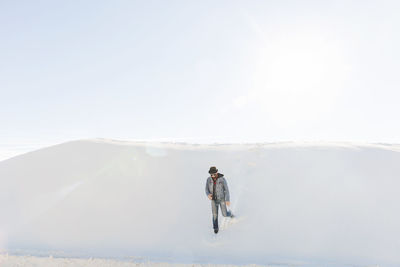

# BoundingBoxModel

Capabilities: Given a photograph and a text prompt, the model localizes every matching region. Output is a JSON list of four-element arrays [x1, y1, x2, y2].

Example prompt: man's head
[[209, 166, 218, 178]]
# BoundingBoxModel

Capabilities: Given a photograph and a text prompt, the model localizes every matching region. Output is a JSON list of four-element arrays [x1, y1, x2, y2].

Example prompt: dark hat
[[208, 166, 218, 174]]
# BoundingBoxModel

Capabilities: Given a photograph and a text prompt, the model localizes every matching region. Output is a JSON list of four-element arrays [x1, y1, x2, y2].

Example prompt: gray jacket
[[205, 173, 230, 202]]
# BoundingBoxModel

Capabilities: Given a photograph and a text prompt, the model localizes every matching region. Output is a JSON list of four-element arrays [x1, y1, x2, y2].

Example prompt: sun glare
[[252, 31, 349, 128]]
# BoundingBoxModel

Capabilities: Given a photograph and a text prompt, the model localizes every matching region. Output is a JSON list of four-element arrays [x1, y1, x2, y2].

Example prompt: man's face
[[211, 172, 218, 178]]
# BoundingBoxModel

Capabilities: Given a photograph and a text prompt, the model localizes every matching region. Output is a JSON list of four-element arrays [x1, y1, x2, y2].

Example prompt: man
[[205, 166, 234, 234]]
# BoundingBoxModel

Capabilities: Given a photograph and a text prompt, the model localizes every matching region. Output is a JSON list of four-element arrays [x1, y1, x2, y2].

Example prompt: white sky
[[1, 0, 400, 160]]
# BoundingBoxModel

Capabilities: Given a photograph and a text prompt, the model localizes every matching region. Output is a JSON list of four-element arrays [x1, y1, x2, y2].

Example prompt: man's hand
[[226, 201, 230, 206], [208, 194, 212, 200]]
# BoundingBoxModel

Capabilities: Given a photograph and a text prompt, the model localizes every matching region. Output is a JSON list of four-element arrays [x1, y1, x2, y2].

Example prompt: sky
[[1, 0, 400, 160]]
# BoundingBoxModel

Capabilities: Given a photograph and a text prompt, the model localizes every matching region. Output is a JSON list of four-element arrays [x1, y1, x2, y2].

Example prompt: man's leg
[[211, 200, 219, 229], [220, 200, 232, 217]]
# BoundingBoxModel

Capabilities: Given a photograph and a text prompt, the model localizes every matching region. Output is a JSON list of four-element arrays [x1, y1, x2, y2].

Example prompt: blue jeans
[[211, 199, 232, 229]]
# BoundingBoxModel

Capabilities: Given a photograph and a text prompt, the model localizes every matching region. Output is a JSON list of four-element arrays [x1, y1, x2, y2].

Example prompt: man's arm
[[223, 178, 230, 202], [205, 178, 211, 197]]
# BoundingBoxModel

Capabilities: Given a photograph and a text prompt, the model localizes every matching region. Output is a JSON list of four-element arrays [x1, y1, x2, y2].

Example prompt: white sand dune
[[1, 138, 400, 266]]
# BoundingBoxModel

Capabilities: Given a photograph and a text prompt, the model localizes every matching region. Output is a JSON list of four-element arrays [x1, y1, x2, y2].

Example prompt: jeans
[[211, 199, 232, 229]]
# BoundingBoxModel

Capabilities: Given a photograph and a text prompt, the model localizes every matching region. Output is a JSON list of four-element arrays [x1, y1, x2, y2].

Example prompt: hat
[[208, 166, 218, 174]]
